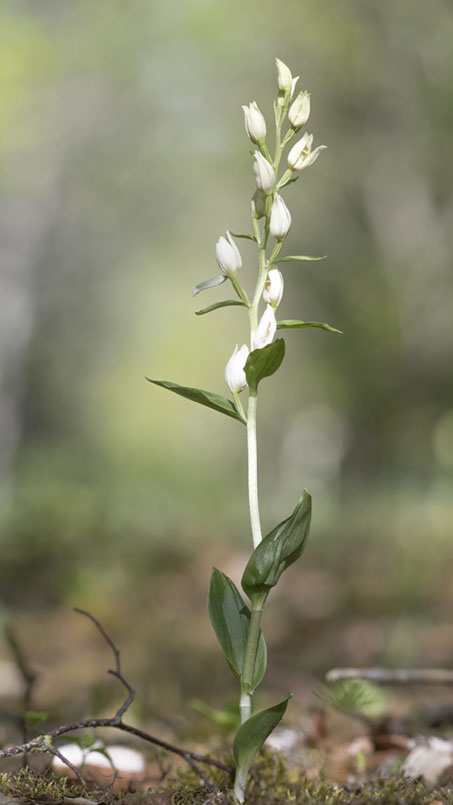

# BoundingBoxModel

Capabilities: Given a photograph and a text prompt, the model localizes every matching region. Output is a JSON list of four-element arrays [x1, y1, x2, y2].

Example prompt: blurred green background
[[1, 0, 453, 728]]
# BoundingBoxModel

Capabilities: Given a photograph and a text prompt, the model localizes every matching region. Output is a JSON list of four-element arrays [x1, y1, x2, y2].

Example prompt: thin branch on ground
[[4, 622, 39, 744], [182, 754, 216, 792], [47, 745, 87, 787], [73, 608, 135, 720], [0, 611, 234, 785], [326, 667, 453, 685]]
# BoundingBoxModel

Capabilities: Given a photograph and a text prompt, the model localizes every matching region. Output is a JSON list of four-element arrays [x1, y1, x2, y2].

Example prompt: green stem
[[241, 607, 263, 693], [246, 393, 262, 550], [234, 763, 249, 803]]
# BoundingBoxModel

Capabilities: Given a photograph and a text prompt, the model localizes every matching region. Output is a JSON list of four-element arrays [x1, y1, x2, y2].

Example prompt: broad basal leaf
[[195, 300, 246, 316], [208, 569, 267, 689], [277, 319, 342, 334], [244, 339, 285, 395], [242, 490, 312, 601], [233, 694, 292, 770], [192, 275, 227, 297], [146, 379, 245, 423]]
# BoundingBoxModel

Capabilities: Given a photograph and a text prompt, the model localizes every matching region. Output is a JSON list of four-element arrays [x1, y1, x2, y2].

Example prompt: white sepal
[[270, 193, 292, 241], [253, 305, 277, 350], [288, 132, 326, 171], [215, 231, 242, 278], [253, 151, 275, 195], [275, 58, 293, 92], [242, 101, 266, 144], [288, 91, 311, 128], [263, 269, 284, 308], [225, 344, 249, 393]]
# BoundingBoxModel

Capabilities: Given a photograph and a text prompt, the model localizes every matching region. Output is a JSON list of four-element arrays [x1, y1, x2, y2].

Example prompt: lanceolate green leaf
[[233, 694, 292, 769], [244, 339, 285, 395], [242, 490, 312, 601], [192, 275, 227, 297], [208, 569, 267, 689], [276, 255, 326, 263], [277, 319, 342, 334], [195, 300, 246, 316], [146, 379, 246, 424]]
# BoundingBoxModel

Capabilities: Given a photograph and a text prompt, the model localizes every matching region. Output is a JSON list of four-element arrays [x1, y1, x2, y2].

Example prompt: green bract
[[244, 339, 285, 395], [242, 491, 312, 602]]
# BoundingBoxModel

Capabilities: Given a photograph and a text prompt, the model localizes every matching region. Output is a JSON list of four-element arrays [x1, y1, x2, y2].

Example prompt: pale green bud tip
[[215, 231, 242, 278], [270, 193, 292, 241], [253, 151, 275, 195], [288, 91, 311, 128], [288, 133, 327, 171], [242, 101, 266, 144], [253, 305, 277, 350], [263, 268, 284, 308], [225, 344, 249, 393], [275, 58, 293, 92]]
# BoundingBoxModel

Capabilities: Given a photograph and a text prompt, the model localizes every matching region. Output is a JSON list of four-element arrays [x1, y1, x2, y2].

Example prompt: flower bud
[[263, 269, 284, 308], [275, 58, 293, 92], [270, 193, 291, 241], [225, 344, 249, 393], [215, 231, 242, 279], [251, 189, 267, 219], [288, 91, 311, 128], [253, 305, 277, 350], [242, 101, 266, 144], [288, 132, 326, 171], [253, 151, 275, 195]]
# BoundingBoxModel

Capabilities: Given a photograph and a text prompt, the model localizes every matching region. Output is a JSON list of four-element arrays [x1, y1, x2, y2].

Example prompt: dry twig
[[326, 667, 453, 685], [0, 611, 234, 787]]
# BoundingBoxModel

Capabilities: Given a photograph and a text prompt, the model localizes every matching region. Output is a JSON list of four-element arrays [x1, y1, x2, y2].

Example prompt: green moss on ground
[[1, 751, 453, 804], [165, 749, 453, 804]]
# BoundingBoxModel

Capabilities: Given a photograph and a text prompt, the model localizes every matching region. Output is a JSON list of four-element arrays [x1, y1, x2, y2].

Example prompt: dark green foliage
[[233, 696, 291, 773], [146, 380, 245, 423], [208, 568, 266, 688], [241, 491, 312, 602], [244, 340, 285, 394]]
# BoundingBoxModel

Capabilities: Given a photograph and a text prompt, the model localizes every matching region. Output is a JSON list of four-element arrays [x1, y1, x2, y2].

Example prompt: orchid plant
[[148, 58, 339, 803]]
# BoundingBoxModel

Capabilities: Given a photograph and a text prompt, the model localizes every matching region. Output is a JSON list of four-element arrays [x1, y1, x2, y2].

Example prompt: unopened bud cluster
[[211, 59, 326, 398]]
